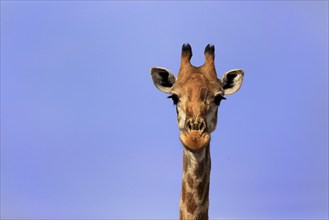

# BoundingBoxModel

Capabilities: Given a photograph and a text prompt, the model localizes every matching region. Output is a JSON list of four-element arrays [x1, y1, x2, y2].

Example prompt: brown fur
[[183, 153, 188, 173], [180, 145, 211, 220], [197, 211, 208, 220], [196, 163, 204, 178], [182, 183, 186, 203], [186, 192, 197, 214], [187, 174, 194, 188], [197, 176, 207, 198]]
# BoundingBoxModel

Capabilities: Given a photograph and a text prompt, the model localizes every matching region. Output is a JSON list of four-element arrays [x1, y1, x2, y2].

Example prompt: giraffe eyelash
[[168, 94, 179, 105], [214, 95, 226, 105]]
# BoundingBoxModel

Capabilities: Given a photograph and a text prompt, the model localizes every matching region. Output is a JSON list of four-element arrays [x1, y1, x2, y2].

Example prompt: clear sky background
[[1, 1, 328, 219]]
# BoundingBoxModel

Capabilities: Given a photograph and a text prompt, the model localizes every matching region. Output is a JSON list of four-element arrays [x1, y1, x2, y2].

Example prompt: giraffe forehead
[[174, 74, 220, 98], [187, 87, 209, 101]]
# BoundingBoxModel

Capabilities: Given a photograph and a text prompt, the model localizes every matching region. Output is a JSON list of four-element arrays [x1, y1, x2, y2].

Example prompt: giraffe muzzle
[[180, 117, 210, 152], [185, 117, 207, 133]]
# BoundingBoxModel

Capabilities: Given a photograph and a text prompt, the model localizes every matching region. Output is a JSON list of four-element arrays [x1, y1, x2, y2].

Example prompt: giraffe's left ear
[[220, 69, 244, 95], [151, 67, 176, 94]]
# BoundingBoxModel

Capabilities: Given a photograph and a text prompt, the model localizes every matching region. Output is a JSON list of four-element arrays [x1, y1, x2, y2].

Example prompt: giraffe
[[150, 43, 244, 220]]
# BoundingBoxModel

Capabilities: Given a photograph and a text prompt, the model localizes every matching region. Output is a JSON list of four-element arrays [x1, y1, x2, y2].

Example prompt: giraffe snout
[[185, 117, 207, 133]]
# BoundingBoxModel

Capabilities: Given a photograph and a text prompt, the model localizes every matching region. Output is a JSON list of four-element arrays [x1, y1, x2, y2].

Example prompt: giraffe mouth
[[179, 130, 210, 151]]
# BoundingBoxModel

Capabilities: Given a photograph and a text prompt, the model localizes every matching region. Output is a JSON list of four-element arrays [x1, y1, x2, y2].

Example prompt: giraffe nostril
[[187, 120, 192, 131], [200, 120, 206, 132], [193, 122, 198, 130], [199, 121, 204, 131], [185, 118, 207, 132]]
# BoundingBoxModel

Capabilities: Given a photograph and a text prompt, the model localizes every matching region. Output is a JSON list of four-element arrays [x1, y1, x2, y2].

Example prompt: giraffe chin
[[180, 130, 210, 152]]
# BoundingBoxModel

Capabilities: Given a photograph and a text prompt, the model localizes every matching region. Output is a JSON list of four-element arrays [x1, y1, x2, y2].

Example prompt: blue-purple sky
[[1, 1, 328, 219]]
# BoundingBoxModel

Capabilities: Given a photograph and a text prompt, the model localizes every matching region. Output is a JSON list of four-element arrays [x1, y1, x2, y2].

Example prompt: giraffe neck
[[180, 145, 211, 220]]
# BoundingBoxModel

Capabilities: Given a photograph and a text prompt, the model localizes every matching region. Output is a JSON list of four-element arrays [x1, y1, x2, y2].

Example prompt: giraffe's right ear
[[151, 67, 176, 94]]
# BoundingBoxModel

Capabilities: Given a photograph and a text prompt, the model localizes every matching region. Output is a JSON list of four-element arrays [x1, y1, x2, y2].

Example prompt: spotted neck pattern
[[179, 145, 211, 220]]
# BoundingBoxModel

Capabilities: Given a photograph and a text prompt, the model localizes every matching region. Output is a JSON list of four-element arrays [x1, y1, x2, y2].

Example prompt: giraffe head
[[151, 44, 244, 152]]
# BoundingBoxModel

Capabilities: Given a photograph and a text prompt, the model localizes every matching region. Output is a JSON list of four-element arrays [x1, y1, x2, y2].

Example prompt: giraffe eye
[[214, 95, 226, 105], [168, 94, 179, 105]]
